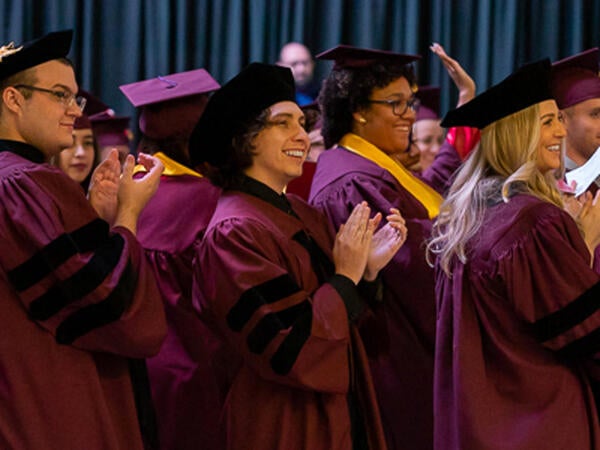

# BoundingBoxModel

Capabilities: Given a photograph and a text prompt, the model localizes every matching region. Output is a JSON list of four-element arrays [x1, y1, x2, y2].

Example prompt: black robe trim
[[29, 234, 126, 321], [270, 306, 314, 375], [8, 218, 109, 292], [0, 139, 45, 163], [55, 260, 136, 344], [533, 280, 600, 343], [247, 300, 311, 354], [227, 274, 302, 332]]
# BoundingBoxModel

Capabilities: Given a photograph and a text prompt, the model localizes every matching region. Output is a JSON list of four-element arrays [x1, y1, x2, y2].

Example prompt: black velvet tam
[[189, 63, 296, 167], [441, 59, 553, 129], [0, 30, 72, 81]]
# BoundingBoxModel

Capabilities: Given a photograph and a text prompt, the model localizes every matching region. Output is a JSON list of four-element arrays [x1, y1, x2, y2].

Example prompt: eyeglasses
[[367, 97, 420, 116], [13, 85, 87, 111]]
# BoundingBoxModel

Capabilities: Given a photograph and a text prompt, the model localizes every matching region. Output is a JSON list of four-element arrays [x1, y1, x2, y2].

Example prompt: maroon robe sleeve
[[194, 216, 351, 393], [498, 204, 600, 358], [0, 164, 166, 357]]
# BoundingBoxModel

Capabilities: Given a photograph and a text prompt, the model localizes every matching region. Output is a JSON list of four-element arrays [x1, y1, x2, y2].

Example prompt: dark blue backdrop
[[2, 0, 599, 130]]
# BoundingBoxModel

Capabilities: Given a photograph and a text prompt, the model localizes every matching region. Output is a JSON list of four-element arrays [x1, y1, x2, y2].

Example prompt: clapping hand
[[364, 208, 407, 281], [88, 148, 120, 225]]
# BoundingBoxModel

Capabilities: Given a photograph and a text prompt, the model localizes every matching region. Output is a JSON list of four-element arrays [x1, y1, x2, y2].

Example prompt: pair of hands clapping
[[333, 202, 407, 285], [87, 148, 164, 234]]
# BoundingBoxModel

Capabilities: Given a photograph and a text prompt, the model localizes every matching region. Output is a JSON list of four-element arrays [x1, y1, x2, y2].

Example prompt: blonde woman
[[428, 59, 600, 449]]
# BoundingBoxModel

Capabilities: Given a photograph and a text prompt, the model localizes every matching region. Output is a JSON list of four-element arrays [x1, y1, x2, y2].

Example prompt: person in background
[[189, 62, 407, 450], [91, 113, 132, 165], [309, 45, 468, 450], [428, 58, 600, 450], [552, 48, 600, 185], [120, 68, 223, 450], [408, 85, 445, 172], [278, 42, 320, 105], [0, 29, 167, 449], [54, 103, 96, 190]]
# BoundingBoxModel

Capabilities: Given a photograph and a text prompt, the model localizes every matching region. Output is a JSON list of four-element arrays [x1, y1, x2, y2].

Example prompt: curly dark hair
[[319, 62, 416, 149], [200, 108, 271, 189]]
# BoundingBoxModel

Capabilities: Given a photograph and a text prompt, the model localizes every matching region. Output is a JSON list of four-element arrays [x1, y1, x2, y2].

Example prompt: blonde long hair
[[427, 103, 564, 276]]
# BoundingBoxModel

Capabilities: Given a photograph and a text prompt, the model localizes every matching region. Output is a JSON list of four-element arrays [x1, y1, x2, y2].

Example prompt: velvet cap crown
[[0, 30, 72, 81], [551, 48, 600, 109], [316, 44, 420, 70], [415, 86, 440, 121], [441, 59, 553, 129], [189, 63, 296, 167]]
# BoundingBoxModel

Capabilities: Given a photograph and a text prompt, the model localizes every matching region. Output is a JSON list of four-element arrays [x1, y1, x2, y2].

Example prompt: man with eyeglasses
[[0, 30, 167, 449]]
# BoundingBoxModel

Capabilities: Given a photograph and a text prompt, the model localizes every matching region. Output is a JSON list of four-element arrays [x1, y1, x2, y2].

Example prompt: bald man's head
[[278, 42, 314, 87]]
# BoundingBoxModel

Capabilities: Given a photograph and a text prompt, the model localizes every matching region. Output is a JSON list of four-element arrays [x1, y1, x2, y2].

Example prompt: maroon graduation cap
[[551, 48, 600, 109]]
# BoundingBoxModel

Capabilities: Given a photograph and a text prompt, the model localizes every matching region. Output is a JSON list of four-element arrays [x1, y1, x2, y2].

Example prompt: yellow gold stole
[[134, 152, 202, 178], [339, 133, 442, 219]]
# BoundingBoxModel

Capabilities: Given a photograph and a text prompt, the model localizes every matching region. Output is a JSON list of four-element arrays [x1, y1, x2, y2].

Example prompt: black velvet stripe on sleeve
[[55, 261, 137, 344], [247, 301, 312, 354], [533, 280, 600, 343], [227, 274, 302, 332], [8, 218, 109, 292], [270, 307, 313, 375], [329, 274, 364, 322], [555, 326, 600, 361], [29, 234, 125, 321]]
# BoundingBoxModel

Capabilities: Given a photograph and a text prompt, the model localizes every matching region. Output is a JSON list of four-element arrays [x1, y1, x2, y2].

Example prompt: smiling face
[[57, 128, 95, 183], [244, 101, 310, 192], [536, 99, 566, 173], [353, 76, 416, 157], [412, 118, 445, 171], [562, 97, 600, 166], [12, 60, 82, 157]]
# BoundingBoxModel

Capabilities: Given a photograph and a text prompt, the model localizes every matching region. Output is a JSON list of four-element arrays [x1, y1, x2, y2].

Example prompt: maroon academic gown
[[435, 194, 600, 449], [136, 170, 222, 450], [193, 179, 386, 450], [309, 141, 461, 450], [0, 141, 167, 449]]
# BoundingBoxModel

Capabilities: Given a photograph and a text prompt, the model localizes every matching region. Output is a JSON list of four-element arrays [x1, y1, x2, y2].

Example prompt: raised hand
[[332, 202, 377, 284], [430, 42, 476, 107], [364, 208, 407, 281], [87, 148, 120, 224]]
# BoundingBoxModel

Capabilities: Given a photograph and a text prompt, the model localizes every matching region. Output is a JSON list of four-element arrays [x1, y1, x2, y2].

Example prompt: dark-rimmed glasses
[[12, 85, 87, 111], [367, 97, 420, 116]]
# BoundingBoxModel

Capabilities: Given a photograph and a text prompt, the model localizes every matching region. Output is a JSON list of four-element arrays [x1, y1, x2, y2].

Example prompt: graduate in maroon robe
[[121, 68, 223, 450], [188, 62, 408, 450], [308, 45, 471, 450], [428, 59, 600, 449], [0, 30, 167, 449]]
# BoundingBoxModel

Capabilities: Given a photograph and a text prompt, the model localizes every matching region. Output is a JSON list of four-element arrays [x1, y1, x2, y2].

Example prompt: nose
[[73, 143, 86, 156], [66, 101, 83, 118]]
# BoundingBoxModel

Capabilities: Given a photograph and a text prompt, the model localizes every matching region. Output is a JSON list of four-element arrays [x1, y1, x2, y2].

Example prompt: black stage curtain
[[1, 0, 599, 127]]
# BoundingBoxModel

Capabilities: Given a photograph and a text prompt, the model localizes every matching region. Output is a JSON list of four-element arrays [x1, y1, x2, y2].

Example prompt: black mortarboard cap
[[316, 44, 420, 70], [441, 59, 553, 129], [189, 63, 295, 167], [0, 30, 72, 81]]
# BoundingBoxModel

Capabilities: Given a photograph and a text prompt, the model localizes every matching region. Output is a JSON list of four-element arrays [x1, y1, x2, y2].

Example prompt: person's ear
[[2, 86, 24, 114], [352, 111, 367, 125]]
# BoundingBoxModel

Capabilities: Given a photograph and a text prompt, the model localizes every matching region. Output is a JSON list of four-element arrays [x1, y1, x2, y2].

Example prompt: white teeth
[[547, 145, 560, 152], [285, 150, 304, 157]]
